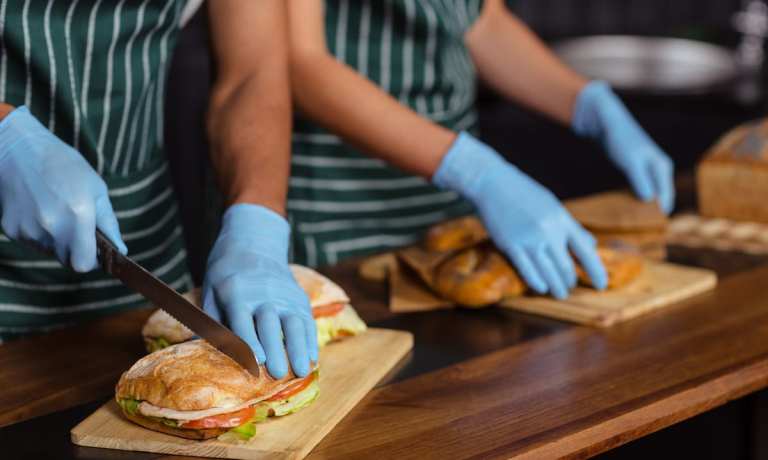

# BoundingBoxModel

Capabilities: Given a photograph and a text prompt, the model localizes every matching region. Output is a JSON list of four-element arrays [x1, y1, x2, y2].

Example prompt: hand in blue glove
[[573, 81, 675, 214], [0, 106, 127, 271], [433, 132, 607, 300], [202, 204, 318, 379]]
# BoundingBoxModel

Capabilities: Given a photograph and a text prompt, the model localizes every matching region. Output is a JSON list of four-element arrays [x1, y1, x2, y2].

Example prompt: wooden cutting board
[[71, 328, 413, 460], [500, 262, 717, 327]]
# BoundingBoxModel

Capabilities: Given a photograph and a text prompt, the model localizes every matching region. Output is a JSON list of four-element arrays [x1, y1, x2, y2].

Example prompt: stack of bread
[[389, 214, 645, 308], [564, 191, 669, 260], [697, 118, 768, 224]]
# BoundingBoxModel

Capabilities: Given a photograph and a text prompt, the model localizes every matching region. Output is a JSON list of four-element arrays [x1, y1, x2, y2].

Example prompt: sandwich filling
[[314, 304, 367, 347], [117, 370, 319, 441]]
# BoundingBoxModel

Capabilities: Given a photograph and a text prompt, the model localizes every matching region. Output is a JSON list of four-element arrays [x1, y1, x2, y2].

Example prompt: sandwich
[[141, 265, 366, 352], [289, 265, 367, 348], [116, 340, 319, 441]]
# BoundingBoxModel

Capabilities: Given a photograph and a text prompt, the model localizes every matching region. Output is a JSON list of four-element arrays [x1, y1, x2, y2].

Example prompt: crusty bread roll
[[425, 215, 489, 252], [433, 244, 526, 308], [116, 340, 304, 413], [564, 191, 668, 233]]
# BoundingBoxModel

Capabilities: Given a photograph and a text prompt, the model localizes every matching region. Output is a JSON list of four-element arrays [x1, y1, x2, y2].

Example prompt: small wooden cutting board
[[71, 328, 413, 460], [500, 262, 717, 327]]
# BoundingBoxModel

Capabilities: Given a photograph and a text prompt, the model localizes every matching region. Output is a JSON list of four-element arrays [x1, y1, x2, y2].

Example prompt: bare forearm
[[207, 0, 291, 215], [291, 53, 455, 179], [466, 0, 587, 126], [207, 73, 291, 214]]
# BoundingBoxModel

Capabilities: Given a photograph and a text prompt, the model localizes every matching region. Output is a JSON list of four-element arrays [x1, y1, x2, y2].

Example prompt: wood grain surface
[[71, 328, 413, 460], [306, 264, 768, 459], [500, 262, 717, 326], [2, 256, 768, 459]]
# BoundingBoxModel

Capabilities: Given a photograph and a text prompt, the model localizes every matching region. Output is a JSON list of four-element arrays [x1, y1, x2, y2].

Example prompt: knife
[[94, 230, 260, 377]]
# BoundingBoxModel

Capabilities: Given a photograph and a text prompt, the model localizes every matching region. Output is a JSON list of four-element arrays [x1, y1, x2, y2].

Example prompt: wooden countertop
[[2, 246, 768, 459]]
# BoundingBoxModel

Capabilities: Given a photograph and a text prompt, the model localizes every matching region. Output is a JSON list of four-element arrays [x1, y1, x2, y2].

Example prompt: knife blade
[[95, 230, 260, 377]]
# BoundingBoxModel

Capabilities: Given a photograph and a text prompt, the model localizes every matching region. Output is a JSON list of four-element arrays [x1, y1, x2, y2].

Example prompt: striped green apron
[[289, 0, 484, 267], [0, 0, 191, 341]]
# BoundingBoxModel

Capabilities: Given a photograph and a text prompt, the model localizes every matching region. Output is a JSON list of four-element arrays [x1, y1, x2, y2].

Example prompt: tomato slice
[[312, 302, 345, 318], [267, 373, 316, 402], [181, 405, 255, 429]]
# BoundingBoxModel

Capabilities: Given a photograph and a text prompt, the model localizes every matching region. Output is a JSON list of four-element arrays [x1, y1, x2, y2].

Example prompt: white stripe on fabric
[[399, 0, 415, 105], [65, 0, 82, 149], [0, 265, 188, 314], [154, 1, 183, 148], [0, 224, 183, 270], [121, 205, 177, 241], [109, 162, 167, 197], [334, 0, 349, 62], [96, 0, 128, 174], [112, 0, 151, 174], [380, 0, 392, 92], [22, 0, 31, 108], [291, 155, 385, 168], [0, 0, 7, 102], [114, 186, 173, 219], [81, 0, 103, 118], [292, 132, 342, 145], [128, 226, 182, 261], [288, 191, 459, 213], [289, 176, 427, 191], [138, 81, 156, 167], [454, 110, 477, 132], [43, 0, 57, 130], [298, 209, 456, 234], [357, 1, 371, 77], [420, 1, 438, 115], [324, 234, 418, 265], [133, 0, 175, 170]]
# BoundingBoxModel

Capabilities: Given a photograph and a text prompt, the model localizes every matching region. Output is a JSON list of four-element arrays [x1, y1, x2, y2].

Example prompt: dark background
[[163, 3, 767, 458]]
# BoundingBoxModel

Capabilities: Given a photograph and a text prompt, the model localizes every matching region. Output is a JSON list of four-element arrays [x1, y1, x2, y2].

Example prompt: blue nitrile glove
[[573, 81, 675, 214], [433, 132, 608, 300], [202, 204, 318, 379], [0, 106, 126, 272]]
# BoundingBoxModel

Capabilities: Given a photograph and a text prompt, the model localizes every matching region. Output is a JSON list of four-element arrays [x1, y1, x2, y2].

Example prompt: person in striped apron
[[0, 1, 315, 379], [287, 0, 675, 299]]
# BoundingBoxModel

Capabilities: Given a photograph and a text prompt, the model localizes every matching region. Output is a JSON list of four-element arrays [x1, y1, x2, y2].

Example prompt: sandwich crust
[[290, 264, 350, 307], [116, 340, 302, 412]]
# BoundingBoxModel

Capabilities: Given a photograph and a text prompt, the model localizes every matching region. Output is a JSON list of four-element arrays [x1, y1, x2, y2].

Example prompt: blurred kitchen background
[[166, 0, 768, 280]]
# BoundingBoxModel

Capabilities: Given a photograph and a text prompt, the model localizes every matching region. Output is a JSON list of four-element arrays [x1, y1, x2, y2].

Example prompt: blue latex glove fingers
[[531, 247, 568, 300], [569, 228, 608, 290], [304, 316, 319, 363], [623, 155, 655, 203], [95, 194, 128, 255], [201, 287, 223, 323], [203, 205, 314, 378], [256, 307, 288, 379], [282, 314, 311, 377], [650, 153, 675, 215], [573, 81, 676, 215], [0, 106, 126, 270], [506, 245, 548, 294], [68, 203, 98, 273], [549, 244, 577, 289]]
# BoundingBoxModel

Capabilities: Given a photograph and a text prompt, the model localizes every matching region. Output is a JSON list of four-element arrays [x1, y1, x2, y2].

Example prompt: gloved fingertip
[[266, 359, 287, 379], [291, 357, 310, 378]]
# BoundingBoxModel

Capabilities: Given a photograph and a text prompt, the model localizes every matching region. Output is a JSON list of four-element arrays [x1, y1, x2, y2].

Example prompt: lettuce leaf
[[268, 376, 320, 417]]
